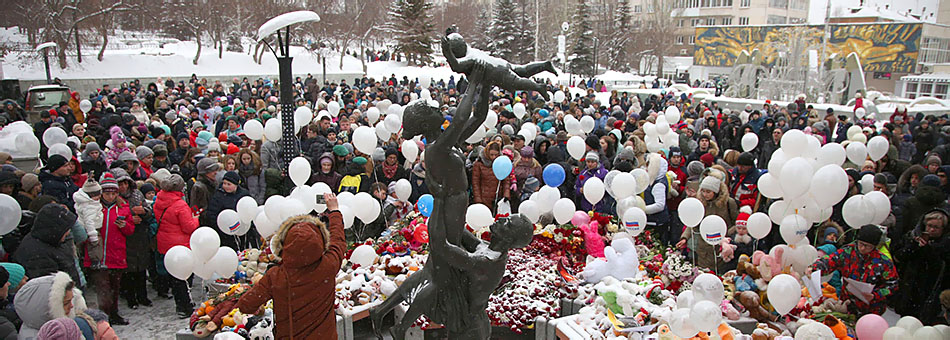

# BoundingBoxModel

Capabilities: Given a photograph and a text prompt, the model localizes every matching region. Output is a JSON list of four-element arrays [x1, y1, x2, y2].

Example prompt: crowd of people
[[0, 68, 945, 338]]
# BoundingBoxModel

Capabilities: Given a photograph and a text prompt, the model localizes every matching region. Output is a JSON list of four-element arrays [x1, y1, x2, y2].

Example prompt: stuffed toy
[[751, 323, 781, 340], [248, 313, 274, 340], [582, 237, 639, 283], [580, 221, 606, 258], [720, 239, 737, 263], [738, 291, 775, 323], [793, 319, 836, 340], [721, 299, 741, 320], [821, 315, 852, 340], [736, 254, 761, 279]]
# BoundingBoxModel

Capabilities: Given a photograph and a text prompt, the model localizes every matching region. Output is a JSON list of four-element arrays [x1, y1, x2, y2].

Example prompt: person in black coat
[[373, 148, 408, 186], [80, 142, 108, 181], [11, 203, 80, 285], [200, 171, 258, 250], [893, 208, 950, 324], [38, 155, 79, 211]]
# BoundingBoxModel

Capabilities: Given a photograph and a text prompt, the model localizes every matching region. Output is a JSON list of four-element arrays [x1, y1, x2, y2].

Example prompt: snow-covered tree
[[514, 0, 536, 65], [607, 0, 632, 72], [487, 0, 518, 62], [387, 0, 436, 66], [568, 0, 595, 77], [471, 8, 491, 50]]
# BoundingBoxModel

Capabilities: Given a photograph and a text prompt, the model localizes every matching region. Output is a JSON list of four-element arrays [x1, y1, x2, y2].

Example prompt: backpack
[[339, 174, 362, 194]]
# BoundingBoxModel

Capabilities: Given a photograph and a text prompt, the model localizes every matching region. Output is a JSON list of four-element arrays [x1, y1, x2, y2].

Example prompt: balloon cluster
[[642, 106, 681, 153], [164, 228, 239, 281]]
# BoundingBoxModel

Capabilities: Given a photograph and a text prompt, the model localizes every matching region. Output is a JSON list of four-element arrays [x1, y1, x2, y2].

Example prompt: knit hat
[[736, 211, 750, 227], [192, 120, 204, 130], [139, 183, 156, 196], [161, 174, 186, 192], [84, 142, 101, 154], [922, 174, 941, 188], [738, 152, 755, 166], [585, 135, 600, 150], [352, 156, 368, 165], [333, 144, 349, 156], [700, 153, 715, 167], [81, 179, 101, 197], [857, 224, 883, 245], [111, 132, 126, 146], [556, 131, 569, 142], [37, 317, 81, 340], [226, 143, 240, 155], [687, 161, 705, 178], [700, 175, 721, 193], [385, 147, 398, 158], [135, 145, 154, 160], [152, 144, 168, 158], [927, 155, 942, 166], [45, 154, 68, 172], [585, 152, 599, 162], [669, 146, 682, 158], [99, 172, 118, 192], [176, 132, 189, 142], [824, 227, 838, 238], [524, 177, 541, 191], [117, 150, 137, 163], [222, 171, 241, 185], [0, 263, 24, 288], [0, 267, 8, 291], [196, 157, 221, 175], [520, 146, 534, 158], [20, 173, 39, 193]]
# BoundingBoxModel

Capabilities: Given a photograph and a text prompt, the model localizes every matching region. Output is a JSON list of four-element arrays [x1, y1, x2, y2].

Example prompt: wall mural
[[694, 23, 922, 73]]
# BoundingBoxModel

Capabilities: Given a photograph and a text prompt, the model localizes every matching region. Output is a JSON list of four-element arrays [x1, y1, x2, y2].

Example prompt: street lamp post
[[257, 11, 321, 171], [35, 42, 57, 84]]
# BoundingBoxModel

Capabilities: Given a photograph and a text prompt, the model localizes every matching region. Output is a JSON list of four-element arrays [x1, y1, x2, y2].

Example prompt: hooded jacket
[[38, 171, 78, 211], [309, 153, 342, 193], [237, 212, 345, 339], [12, 205, 80, 284], [13, 272, 86, 340], [79, 147, 107, 182], [893, 208, 950, 323], [83, 198, 134, 269], [574, 162, 608, 212], [201, 182, 252, 250], [154, 190, 198, 254], [644, 155, 670, 225], [72, 190, 102, 244], [682, 172, 737, 272]]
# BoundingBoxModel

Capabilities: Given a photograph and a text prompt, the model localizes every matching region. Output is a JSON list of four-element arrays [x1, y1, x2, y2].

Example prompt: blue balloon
[[417, 194, 434, 217], [492, 156, 513, 181], [543, 164, 565, 187]]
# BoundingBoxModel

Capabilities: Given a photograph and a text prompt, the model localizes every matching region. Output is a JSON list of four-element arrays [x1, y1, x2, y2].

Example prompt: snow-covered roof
[[256, 11, 320, 41], [26, 84, 69, 91], [831, 6, 921, 22], [900, 73, 950, 82]]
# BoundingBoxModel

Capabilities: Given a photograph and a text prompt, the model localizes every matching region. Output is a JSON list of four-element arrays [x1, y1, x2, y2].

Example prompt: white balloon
[[883, 327, 911, 340], [846, 141, 867, 165], [611, 173, 636, 199], [565, 116, 582, 135], [350, 244, 377, 268], [580, 115, 595, 133], [643, 122, 657, 137], [264, 118, 282, 141], [768, 200, 791, 224], [631, 168, 650, 194], [780, 157, 814, 199], [860, 173, 874, 194], [655, 116, 670, 135], [513, 103, 527, 119], [0, 194, 20, 236], [15, 134, 40, 157], [678, 198, 705, 227], [842, 195, 873, 228], [366, 107, 381, 124], [914, 327, 943, 340], [689, 300, 723, 333], [79, 99, 92, 113], [747, 212, 772, 239], [847, 125, 863, 140], [466, 204, 494, 228], [781, 129, 809, 157], [353, 192, 381, 223], [243, 119, 264, 140], [518, 200, 541, 224], [767, 274, 802, 315], [757, 173, 784, 199], [288, 157, 311, 186], [388, 103, 403, 118], [553, 198, 576, 224], [384, 113, 402, 133], [741, 132, 759, 152], [566, 136, 586, 161], [393, 179, 412, 202], [484, 110, 498, 129], [803, 135, 821, 160], [850, 131, 867, 144], [401, 140, 419, 163], [896, 316, 923, 334], [189, 227, 220, 263], [264, 195, 285, 222], [376, 99, 392, 113], [691, 273, 725, 303], [537, 186, 560, 213], [237, 196, 259, 224], [192, 260, 216, 280], [374, 121, 391, 141], [327, 101, 341, 116], [278, 199, 308, 222], [864, 191, 891, 225], [670, 308, 699, 338], [294, 106, 313, 131], [465, 126, 487, 144], [699, 215, 727, 245], [47, 143, 72, 160], [208, 247, 239, 278], [583, 177, 605, 205], [254, 211, 278, 238], [867, 136, 889, 161], [817, 143, 846, 166], [42, 127, 67, 148], [779, 214, 809, 244], [676, 290, 694, 309], [554, 91, 566, 103], [339, 205, 355, 229], [665, 105, 681, 123], [810, 164, 849, 208], [768, 149, 787, 178], [622, 207, 647, 236], [164, 245, 196, 281], [353, 126, 377, 155]]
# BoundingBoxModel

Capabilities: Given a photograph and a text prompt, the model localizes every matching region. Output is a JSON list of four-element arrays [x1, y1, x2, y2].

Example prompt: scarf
[[382, 161, 399, 179], [239, 163, 258, 177]]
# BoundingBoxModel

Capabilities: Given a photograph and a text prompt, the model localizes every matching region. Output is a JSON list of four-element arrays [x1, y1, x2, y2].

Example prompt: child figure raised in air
[[442, 26, 557, 102]]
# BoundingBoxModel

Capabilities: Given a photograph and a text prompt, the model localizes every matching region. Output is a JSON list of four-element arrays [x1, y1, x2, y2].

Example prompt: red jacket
[[84, 199, 134, 269], [154, 190, 199, 254]]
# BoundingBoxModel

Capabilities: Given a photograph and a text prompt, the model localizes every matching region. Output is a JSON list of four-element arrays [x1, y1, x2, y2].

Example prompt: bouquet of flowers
[[658, 251, 701, 294]]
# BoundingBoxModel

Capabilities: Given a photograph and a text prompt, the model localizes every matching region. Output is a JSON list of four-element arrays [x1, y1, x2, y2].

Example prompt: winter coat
[[260, 141, 281, 171], [471, 152, 510, 211], [373, 162, 409, 187], [683, 182, 737, 273], [645, 157, 670, 226], [239, 164, 266, 205], [237, 212, 345, 339], [83, 199, 134, 269], [121, 189, 150, 272], [512, 158, 542, 193], [893, 208, 950, 324], [201, 185, 254, 250], [729, 167, 761, 208], [38, 171, 79, 211], [189, 176, 215, 211], [153, 190, 198, 254], [890, 184, 947, 255], [813, 244, 899, 315], [79, 151, 107, 182], [408, 164, 428, 204], [13, 272, 86, 340], [12, 208, 80, 284], [72, 191, 102, 244], [575, 165, 608, 212]]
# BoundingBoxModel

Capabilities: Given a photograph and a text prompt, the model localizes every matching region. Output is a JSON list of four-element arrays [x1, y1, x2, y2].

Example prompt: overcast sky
[[808, 0, 940, 24]]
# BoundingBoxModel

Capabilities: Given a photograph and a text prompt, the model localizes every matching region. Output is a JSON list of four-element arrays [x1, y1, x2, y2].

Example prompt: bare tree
[[33, 0, 134, 68], [633, 0, 680, 78]]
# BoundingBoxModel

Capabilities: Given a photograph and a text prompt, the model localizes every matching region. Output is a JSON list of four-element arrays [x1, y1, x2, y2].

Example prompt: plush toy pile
[[334, 253, 427, 315], [188, 284, 274, 339]]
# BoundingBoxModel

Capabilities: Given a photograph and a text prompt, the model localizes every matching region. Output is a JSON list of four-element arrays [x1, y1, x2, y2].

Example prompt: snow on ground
[[82, 285, 183, 340]]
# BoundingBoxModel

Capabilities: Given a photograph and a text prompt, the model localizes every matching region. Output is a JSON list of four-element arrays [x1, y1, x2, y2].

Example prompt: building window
[[706, 18, 716, 25], [634, 5, 642, 13], [692, 18, 703, 26], [769, 0, 788, 8], [740, 0, 751, 7], [936, 84, 949, 99], [767, 15, 787, 24], [739, 17, 749, 25], [921, 83, 934, 94], [689, 36, 696, 44], [678, 19, 685, 27], [676, 36, 685, 44], [721, 17, 733, 25]]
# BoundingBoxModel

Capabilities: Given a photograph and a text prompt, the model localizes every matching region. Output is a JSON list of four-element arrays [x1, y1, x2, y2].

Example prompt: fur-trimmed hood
[[14, 272, 86, 337], [897, 164, 928, 194], [269, 214, 330, 267]]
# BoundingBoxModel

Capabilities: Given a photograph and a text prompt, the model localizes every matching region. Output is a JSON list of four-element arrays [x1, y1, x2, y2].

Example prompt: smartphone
[[315, 196, 326, 204]]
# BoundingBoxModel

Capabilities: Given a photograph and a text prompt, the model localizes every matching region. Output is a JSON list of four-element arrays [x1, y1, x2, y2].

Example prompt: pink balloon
[[855, 314, 888, 340], [571, 211, 591, 227]]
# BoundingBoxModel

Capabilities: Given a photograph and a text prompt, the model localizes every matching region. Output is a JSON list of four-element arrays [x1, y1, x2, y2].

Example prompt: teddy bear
[[751, 323, 781, 340], [738, 291, 775, 323], [821, 315, 852, 340], [248, 313, 274, 340], [792, 318, 836, 339], [582, 237, 640, 283]]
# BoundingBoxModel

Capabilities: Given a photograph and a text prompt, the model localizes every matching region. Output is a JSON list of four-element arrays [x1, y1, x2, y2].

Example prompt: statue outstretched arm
[[438, 61, 485, 146], [442, 240, 479, 271], [458, 83, 493, 141]]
